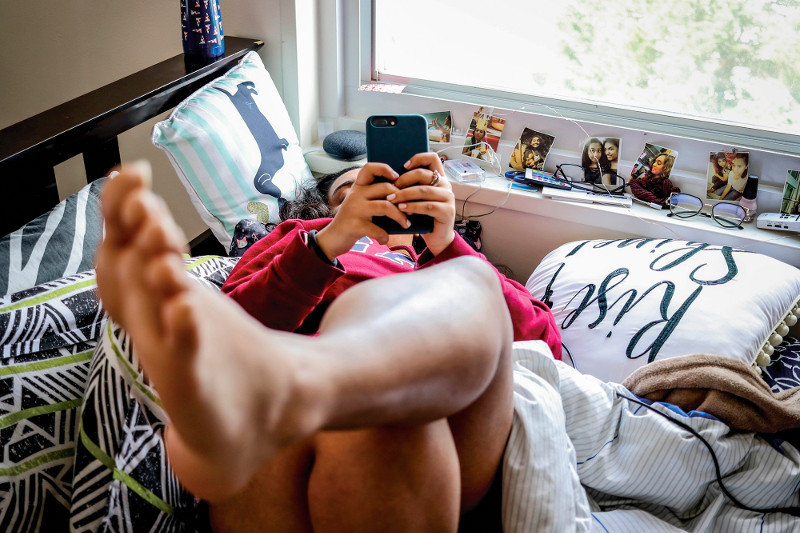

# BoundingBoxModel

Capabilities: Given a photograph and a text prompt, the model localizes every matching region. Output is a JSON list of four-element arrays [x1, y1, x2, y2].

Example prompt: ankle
[[256, 342, 333, 448]]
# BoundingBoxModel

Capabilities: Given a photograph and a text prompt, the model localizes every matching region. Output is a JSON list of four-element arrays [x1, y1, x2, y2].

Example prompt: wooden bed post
[[83, 137, 122, 182]]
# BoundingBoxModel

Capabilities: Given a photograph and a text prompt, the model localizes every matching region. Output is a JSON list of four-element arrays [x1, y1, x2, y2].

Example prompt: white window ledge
[[451, 174, 800, 271], [302, 141, 799, 281]]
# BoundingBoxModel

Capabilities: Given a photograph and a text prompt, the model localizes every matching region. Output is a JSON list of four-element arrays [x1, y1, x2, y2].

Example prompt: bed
[[2, 39, 800, 533]]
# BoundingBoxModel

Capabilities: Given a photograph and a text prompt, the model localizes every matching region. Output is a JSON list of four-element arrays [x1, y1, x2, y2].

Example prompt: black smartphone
[[366, 114, 434, 234]]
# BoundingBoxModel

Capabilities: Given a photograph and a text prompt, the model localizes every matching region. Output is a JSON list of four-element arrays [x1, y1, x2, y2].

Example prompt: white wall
[[1, 0, 316, 242]]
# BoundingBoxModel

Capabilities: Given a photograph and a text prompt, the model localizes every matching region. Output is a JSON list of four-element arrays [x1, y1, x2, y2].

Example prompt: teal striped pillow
[[152, 51, 313, 249], [0, 177, 107, 295]]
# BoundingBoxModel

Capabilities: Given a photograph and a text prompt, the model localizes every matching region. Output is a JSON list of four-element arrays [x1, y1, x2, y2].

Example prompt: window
[[370, 0, 800, 154]]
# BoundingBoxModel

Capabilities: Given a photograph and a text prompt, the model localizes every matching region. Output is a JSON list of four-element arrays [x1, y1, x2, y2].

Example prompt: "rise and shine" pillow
[[526, 238, 800, 384]]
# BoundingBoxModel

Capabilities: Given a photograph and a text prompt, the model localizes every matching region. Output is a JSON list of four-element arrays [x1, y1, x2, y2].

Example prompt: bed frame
[[0, 36, 263, 254]]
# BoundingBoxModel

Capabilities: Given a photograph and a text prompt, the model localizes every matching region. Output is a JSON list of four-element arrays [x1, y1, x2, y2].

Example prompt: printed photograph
[[463, 110, 505, 161], [509, 127, 555, 172], [630, 144, 678, 181], [581, 137, 621, 184], [781, 169, 800, 215], [422, 111, 452, 143], [706, 151, 750, 201], [629, 143, 680, 205]]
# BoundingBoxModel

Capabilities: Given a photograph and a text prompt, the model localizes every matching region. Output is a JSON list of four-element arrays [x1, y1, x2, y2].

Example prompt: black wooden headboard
[[0, 36, 264, 240]]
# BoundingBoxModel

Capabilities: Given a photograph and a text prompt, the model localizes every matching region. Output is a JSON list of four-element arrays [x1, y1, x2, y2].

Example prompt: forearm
[[222, 221, 343, 331]]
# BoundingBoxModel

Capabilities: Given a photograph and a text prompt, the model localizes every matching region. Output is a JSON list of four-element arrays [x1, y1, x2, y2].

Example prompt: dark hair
[[279, 166, 361, 221], [711, 151, 728, 175], [646, 152, 675, 181], [582, 137, 611, 170]]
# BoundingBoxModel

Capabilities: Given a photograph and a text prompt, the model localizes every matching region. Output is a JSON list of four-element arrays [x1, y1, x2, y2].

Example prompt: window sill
[[451, 174, 800, 270], [302, 141, 800, 279]]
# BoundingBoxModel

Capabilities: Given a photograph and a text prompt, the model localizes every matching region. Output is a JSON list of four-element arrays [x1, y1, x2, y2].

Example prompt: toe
[[102, 161, 152, 245]]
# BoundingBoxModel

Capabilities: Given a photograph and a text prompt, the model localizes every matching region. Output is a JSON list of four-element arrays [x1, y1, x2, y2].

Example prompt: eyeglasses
[[666, 193, 748, 229], [553, 164, 627, 196]]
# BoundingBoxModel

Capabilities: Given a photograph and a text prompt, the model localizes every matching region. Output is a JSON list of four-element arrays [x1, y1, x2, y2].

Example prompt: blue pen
[[511, 182, 538, 192]]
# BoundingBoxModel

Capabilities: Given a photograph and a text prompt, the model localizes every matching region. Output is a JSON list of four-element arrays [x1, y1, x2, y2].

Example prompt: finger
[[389, 184, 453, 204], [339, 190, 411, 227], [394, 168, 448, 189], [366, 226, 392, 245], [368, 199, 412, 230], [356, 162, 399, 186], [396, 200, 455, 223], [345, 213, 399, 245], [404, 152, 445, 174], [359, 180, 403, 200]]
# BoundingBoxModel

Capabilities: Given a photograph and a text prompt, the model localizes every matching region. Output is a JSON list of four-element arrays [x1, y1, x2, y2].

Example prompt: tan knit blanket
[[622, 354, 800, 435]]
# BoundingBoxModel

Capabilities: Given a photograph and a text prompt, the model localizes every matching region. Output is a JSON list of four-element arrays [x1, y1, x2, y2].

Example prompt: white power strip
[[541, 187, 632, 208], [756, 212, 800, 232]]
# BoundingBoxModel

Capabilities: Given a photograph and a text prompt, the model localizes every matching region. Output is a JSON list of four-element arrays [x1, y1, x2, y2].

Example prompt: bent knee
[[440, 256, 510, 329], [444, 255, 495, 280], [434, 256, 502, 299]]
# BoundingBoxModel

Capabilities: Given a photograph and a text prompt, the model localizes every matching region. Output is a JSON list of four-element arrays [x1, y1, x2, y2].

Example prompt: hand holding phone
[[366, 114, 434, 234]]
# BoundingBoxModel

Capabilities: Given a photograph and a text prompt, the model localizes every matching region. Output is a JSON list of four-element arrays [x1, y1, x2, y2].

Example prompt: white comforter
[[503, 341, 800, 533]]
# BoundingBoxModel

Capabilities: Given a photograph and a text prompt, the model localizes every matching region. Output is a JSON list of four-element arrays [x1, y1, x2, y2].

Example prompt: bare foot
[[95, 162, 328, 501]]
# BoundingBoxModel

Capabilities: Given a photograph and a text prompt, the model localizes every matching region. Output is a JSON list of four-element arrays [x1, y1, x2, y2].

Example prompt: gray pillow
[[0, 177, 108, 295]]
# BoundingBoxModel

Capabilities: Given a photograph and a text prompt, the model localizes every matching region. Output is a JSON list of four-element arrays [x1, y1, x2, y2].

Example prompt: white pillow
[[526, 239, 800, 384], [152, 51, 313, 249]]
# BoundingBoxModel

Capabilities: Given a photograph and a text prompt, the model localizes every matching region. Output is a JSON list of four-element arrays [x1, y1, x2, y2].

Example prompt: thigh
[[448, 333, 515, 513], [209, 438, 316, 533], [308, 421, 461, 533], [210, 421, 462, 533]]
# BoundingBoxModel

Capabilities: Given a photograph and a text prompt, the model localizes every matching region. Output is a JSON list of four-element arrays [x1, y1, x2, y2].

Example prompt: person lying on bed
[[221, 153, 562, 355], [95, 162, 523, 532]]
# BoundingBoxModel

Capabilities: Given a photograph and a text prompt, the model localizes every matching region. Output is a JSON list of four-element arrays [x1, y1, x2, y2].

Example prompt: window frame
[[358, 0, 800, 158]]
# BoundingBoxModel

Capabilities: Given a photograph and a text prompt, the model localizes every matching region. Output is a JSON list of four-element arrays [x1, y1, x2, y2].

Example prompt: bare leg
[[95, 163, 514, 527], [213, 256, 513, 532], [210, 252, 515, 531], [311, 247, 514, 513]]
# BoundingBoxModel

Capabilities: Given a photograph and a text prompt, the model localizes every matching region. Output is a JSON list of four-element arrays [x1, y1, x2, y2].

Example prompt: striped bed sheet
[[503, 341, 800, 532]]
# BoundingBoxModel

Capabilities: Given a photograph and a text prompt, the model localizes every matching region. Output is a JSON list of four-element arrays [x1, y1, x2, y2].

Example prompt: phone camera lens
[[372, 116, 397, 127]]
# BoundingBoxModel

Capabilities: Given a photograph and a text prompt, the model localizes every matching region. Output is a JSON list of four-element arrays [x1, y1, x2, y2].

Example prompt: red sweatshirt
[[222, 218, 562, 359]]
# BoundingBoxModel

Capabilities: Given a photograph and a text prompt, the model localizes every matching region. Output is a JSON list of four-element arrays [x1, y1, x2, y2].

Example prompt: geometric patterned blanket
[[0, 256, 237, 532]]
